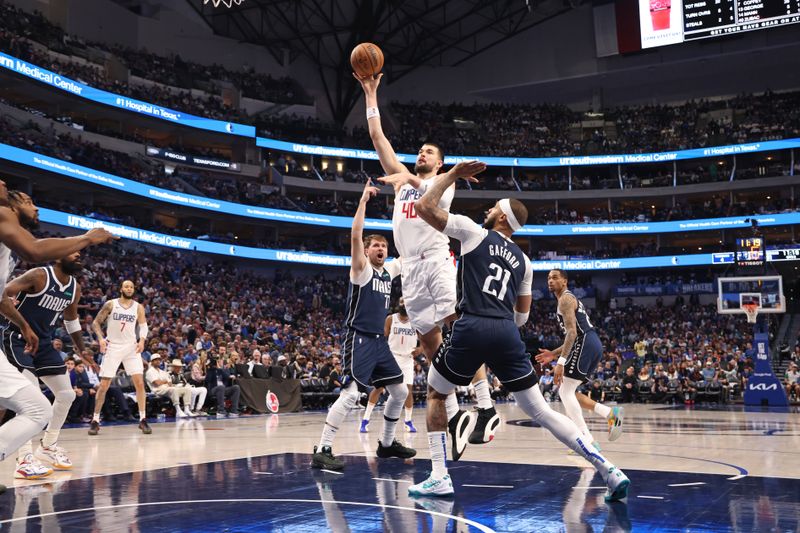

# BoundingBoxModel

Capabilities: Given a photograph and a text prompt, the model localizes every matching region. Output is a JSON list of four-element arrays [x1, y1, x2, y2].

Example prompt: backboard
[[717, 276, 785, 315]]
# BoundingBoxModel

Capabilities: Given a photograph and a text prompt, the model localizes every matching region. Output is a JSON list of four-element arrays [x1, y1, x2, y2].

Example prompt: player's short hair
[[508, 198, 528, 227], [363, 234, 388, 248], [422, 142, 445, 162], [550, 268, 568, 281], [7, 190, 26, 206]]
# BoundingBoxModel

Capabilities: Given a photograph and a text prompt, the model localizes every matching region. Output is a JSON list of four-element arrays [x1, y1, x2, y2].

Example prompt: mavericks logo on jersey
[[372, 277, 391, 296], [38, 293, 72, 313]]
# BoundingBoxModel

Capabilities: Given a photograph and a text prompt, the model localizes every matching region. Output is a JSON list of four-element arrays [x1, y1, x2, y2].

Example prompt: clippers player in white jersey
[[89, 280, 151, 435], [0, 187, 115, 493], [360, 298, 421, 434], [356, 73, 499, 458], [409, 163, 629, 501]]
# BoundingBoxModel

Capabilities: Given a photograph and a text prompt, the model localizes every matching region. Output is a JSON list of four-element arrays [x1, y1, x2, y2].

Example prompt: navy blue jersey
[[5, 266, 76, 344], [343, 263, 398, 335], [556, 290, 595, 336], [446, 215, 532, 320]]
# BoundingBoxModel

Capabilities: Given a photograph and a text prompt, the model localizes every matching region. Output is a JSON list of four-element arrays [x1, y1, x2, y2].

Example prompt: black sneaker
[[447, 409, 474, 461], [468, 407, 500, 445], [0, 483, 5, 495], [311, 445, 344, 471], [376, 440, 417, 459], [88, 420, 100, 436], [139, 419, 152, 435]]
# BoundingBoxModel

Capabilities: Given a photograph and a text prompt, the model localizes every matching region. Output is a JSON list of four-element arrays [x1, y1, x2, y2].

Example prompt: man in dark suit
[[205, 358, 241, 417]]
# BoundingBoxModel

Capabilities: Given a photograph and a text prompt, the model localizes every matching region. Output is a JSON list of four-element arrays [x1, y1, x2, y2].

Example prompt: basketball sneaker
[[408, 473, 454, 497], [311, 445, 344, 471], [404, 420, 417, 433], [376, 440, 417, 459], [15, 454, 53, 480], [468, 406, 500, 444], [607, 406, 625, 442], [604, 467, 630, 502], [35, 442, 72, 470], [447, 410, 474, 461], [88, 420, 100, 436], [360, 419, 369, 433], [139, 419, 152, 434]]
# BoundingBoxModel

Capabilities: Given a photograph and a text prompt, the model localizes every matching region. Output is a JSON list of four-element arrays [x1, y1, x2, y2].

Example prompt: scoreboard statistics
[[735, 237, 766, 267], [639, 0, 800, 49]]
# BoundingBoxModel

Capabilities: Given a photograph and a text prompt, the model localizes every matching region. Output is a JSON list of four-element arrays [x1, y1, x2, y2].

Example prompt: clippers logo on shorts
[[4, 266, 75, 342], [556, 290, 595, 337], [344, 268, 392, 336], [457, 232, 526, 319]]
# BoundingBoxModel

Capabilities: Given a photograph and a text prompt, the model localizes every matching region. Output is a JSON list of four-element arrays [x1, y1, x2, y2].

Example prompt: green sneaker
[[311, 445, 344, 471]]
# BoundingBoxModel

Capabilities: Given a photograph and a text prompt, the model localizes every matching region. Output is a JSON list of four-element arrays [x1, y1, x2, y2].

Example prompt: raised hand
[[353, 72, 383, 96], [360, 179, 380, 203], [449, 160, 487, 183]]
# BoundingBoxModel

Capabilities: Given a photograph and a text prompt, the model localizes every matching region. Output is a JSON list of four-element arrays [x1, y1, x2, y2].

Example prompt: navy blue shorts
[[564, 331, 603, 383], [432, 313, 538, 393], [3, 330, 66, 377], [341, 329, 404, 392]]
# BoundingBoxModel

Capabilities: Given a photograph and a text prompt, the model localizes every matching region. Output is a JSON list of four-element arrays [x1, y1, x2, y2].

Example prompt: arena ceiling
[[186, 0, 579, 122]]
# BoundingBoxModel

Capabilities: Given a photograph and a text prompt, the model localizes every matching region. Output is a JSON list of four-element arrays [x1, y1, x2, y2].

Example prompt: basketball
[[350, 42, 384, 78]]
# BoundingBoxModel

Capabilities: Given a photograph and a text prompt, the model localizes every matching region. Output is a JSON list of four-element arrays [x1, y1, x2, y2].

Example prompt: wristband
[[366, 106, 380, 120], [513, 310, 529, 327], [64, 318, 82, 334], [138, 323, 149, 340], [557, 357, 568, 366]]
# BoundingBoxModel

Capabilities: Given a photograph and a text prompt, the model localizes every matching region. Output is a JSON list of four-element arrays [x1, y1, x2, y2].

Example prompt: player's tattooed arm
[[3, 268, 45, 302], [0, 295, 38, 354], [350, 179, 380, 276], [558, 295, 579, 364], [92, 300, 113, 352], [416, 160, 487, 232]]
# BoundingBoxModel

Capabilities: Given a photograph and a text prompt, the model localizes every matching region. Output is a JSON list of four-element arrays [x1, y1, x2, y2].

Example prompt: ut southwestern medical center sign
[[0, 53, 254, 137]]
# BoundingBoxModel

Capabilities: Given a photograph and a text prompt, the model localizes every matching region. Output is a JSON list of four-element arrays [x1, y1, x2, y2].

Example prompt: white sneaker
[[188, 410, 198, 417], [35, 442, 73, 470], [604, 467, 630, 502], [15, 454, 53, 480], [176, 408, 188, 418], [408, 473, 455, 497]]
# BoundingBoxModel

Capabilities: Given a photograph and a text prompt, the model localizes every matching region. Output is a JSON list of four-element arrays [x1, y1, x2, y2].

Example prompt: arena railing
[[4, 143, 799, 237], [39, 207, 800, 270], [2, 51, 800, 174]]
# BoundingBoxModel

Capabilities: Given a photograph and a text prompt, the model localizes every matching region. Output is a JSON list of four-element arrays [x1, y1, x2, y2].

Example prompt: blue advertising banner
[[257, 135, 800, 168], [3, 143, 798, 236], [0, 52, 255, 137], [744, 332, 788, 407]]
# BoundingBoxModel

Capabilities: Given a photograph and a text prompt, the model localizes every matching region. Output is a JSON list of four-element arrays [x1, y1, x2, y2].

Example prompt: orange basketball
[[350, 42, 384, 79]]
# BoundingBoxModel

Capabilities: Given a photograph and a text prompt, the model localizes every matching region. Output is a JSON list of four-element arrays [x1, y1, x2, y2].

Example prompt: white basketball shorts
[[0, 346, 34, 398], [100, 342, 143, 378], [393, 354, 414, 385], [401, 252, 457, 336]]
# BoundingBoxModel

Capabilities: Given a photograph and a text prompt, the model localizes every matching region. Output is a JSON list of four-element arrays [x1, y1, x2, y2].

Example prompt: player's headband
[[499, 198, 521, 231]]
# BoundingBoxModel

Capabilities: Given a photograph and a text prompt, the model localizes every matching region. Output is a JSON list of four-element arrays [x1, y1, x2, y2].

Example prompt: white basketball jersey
[[388, 314, 417, 357], [0, 244, 15, 296], [106, 298, 139, 344], [392, 176, 455, 258]]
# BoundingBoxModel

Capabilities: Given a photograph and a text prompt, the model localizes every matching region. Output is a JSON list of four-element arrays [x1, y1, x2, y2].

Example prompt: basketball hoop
[[742, 303, 759, 324], [203, 0, 244, 8]]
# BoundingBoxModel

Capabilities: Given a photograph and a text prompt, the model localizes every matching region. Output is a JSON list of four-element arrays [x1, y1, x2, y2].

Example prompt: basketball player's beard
[[414, 161, 434, 174], [482, 211, 499, 230], [17, 212, 39, 230], [60, 260, 83, 276]]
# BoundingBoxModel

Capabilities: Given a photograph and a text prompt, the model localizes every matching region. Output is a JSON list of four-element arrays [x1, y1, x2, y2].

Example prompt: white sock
[[473, 379, 493, 410], [40, 374, 74, 448], [319, 383, 358, 449], [139, 411, 146, 421], [428, 431, 448, 478], [560, 378, 594, 443], [17, 441, 33, 461], [514, 385, 614, 479], [445, 393, 459, 421], [363, 402, 376, 422], [92, 412, 101, 423], [380, 383, 407, 446], [594, 402, 612, 419], [404, 407, 413, 422]]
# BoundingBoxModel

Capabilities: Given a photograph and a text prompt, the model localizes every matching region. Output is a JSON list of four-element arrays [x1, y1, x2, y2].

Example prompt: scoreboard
[[639, 0, 800, 49], [735, 237, 766, 267]]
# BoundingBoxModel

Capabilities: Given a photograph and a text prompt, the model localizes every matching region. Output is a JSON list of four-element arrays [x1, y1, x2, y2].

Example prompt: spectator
[[785, 363, 800, 401], [169, 359, 206, 416], [620, 367, 637, 403], [205, 358, 241, 417], [145, 354, 193, 417]]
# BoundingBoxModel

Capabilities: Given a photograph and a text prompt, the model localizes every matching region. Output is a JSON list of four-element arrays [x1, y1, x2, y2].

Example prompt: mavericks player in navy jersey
[[409, 163, 630, 500], [3, 252, 90, 476], [536, 269, 624, 447], [311, 180, 416, 471]]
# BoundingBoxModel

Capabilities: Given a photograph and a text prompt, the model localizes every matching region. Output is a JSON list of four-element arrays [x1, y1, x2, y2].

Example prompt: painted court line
[[573, 486, 606, 490], [462, 484, 514, 489], [253, 472, 274, 475], [668, 482, 706, 487], [320, 469, 344, 475], [727, 474, 747, 481], [637, 495, 665, 500], [372, 477, 411, 484]]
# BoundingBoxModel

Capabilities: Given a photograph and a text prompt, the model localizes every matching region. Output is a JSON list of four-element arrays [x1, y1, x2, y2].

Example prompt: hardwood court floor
[[1, 402, 798, 531]]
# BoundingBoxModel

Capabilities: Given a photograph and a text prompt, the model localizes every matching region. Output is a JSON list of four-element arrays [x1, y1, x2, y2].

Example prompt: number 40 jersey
[[445, 214, 533, 320]]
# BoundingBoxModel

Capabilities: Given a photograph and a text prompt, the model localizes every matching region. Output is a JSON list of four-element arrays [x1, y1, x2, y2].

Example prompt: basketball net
[[203, 0, 243, 8], [742, 303, 759, 324]]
